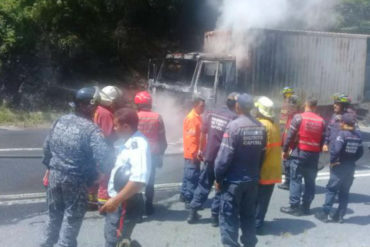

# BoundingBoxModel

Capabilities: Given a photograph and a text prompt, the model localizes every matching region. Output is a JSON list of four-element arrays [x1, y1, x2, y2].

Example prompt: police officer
[[187, 92, 238, 226], [323, 93, 353, 153], [135, 91, 167, 215], [215, 93, 266, 247], [315, 113, 363, 223], [278, 94, 300, 190], [41, 87, 114, 247], [280, 97, 325, 216], [100, 108, 151, 247]]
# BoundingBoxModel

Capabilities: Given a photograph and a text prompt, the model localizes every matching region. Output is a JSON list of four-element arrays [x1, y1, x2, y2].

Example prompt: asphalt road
[[0, 127, 369, 247], [0, 127, 184, 195], [1, 127, 370, 195]]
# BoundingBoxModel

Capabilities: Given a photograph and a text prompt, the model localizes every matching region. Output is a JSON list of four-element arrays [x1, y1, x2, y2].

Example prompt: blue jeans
[[219, 182, 258, 247], [190, 161, 220, 216], [289, 154, 319, 207], [180, 159, 200, 203], [323, 165, 354, 217], [255, 184, 274, 228]]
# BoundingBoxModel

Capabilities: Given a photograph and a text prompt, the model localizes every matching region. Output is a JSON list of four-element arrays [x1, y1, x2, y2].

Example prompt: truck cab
[[149, 52, 238, 108]]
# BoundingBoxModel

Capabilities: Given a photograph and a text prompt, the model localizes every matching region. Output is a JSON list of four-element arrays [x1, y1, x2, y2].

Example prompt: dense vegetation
[[0, 0, 369, 111]]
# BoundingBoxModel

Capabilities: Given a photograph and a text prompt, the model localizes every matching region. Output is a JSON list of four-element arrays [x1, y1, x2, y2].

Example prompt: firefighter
[[100, 108, 151, 247], [315, 113, 363, 223], [254, 96, 282, 233], [279, 86, 295, 132], [180, 97, 206, 208], [90, 86, 122, 209], [41, 87, 114, 247], [215, 93, 266, 247], [280, 97, 325, 216], [323, 93, 353, 153], [187, 92, 238, 226], [278, 94, 300, 190], [134, 91, 167, 215]]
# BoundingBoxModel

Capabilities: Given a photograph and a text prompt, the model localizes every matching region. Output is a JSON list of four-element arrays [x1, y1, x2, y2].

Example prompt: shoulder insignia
[[131, 141, 138, 149]]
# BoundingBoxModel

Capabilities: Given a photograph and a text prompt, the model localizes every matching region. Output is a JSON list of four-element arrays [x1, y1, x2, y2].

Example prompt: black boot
[[278, 183, 290, 190], [187, 209, 200, 224], [330, 210, 344, 223], [300, 203, 311, 215], [315, 210, 329, 223], [280, 205, 301, 216], [211, 214, 219, 227]]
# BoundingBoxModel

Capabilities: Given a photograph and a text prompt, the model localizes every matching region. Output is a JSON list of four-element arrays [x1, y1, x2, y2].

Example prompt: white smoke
[[206, 0, 340, 61]]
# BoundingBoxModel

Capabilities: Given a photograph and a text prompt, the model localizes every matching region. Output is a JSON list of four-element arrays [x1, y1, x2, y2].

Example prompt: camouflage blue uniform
[[42, 113, 114, 247]]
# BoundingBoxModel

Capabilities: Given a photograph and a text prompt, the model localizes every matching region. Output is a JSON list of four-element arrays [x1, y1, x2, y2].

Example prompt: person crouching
[[100, 108, 151, 247]]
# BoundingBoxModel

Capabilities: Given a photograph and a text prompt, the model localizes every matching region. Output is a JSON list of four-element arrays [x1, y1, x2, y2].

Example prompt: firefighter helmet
[[134, 91, 152, 106], [281, 86, 294, 96], [333, 93, 351, 104]]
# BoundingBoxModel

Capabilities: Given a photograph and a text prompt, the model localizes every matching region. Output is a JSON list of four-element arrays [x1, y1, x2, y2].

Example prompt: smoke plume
[[206, 0, 340, 60]]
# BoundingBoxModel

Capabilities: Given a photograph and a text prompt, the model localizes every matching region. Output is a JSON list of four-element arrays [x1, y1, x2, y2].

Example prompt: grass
[[0, 105, 63, 127]]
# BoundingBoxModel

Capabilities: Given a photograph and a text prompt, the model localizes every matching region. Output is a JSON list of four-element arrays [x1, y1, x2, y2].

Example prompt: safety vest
[[279, 100, 289, 125], [298, 112, 325, 152], [138, 110, 161, 154]]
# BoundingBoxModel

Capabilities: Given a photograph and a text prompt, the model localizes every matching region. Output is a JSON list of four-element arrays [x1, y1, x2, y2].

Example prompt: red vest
[[298, 112, 325, 152], [138, 110, 161, 154]]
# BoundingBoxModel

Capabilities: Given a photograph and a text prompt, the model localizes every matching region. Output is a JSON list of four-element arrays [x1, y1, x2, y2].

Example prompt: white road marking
[[0, 148, 42, 152], [1, 171, 370, 206]]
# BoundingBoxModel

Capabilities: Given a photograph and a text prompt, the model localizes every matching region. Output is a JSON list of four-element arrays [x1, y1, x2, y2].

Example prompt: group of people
[[40, 84, 364, 247], [179, 87, 364, 247], [41, 86, 166, 247]]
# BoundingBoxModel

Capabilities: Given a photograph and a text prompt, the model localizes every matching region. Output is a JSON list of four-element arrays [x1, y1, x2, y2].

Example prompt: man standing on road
[[100, 108, 151, 247], [180, 97, 206, 208], [134, 91, 167, 215], [187, 92, 238, 226], [278, 94, 300, 190], [323, 94, 353, 153], [41, 87, 114, 247], [315, 112, 363, 223], [254, 96, 282, 233], [91, 85, 122, 209], [280, 97, 325, 216], [215, 93, 266, 247]]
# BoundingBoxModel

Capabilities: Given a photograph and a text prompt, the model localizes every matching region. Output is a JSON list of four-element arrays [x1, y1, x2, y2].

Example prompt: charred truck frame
[[149, 29, 370, 108]]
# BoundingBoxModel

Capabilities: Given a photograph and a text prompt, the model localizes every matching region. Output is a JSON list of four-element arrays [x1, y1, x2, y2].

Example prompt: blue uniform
[[215, 115, 266, 247], [190, 106, 237, 215], [323, 129, 363, 217], [42, 113, 114, 247], [283, 114, 325, 209]]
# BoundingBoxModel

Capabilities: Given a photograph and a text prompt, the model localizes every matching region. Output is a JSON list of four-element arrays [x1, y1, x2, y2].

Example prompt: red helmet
[[134, 91, 152, 106]]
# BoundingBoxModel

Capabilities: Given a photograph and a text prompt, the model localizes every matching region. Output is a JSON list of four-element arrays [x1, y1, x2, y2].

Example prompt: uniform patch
[[131, 141, 138, 149]]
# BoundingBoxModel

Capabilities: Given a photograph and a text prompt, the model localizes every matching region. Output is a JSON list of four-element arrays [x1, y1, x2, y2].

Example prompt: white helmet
[[255, 96, 275, 118], [100, 86, 122, 106]]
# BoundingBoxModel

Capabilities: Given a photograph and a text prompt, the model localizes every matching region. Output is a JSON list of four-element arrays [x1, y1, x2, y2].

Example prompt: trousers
[[42, 170, 87, 247], [219, 182, 258, 247], [180, 159, 200, 203], [323, 165, 355, 217], [104, 194, 144, 247], [190, 161, 220, 215]]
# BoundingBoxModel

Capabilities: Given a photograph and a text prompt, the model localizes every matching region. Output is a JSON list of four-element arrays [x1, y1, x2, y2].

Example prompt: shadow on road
[[345, 215, 370, 225], [262, 218, 316, 236], [0, 202, 47, 226]]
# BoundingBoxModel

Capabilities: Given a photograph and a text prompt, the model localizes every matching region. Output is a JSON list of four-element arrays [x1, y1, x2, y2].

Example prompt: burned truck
[[148, 52, 239, 109], [150, 29, 370, 107]]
